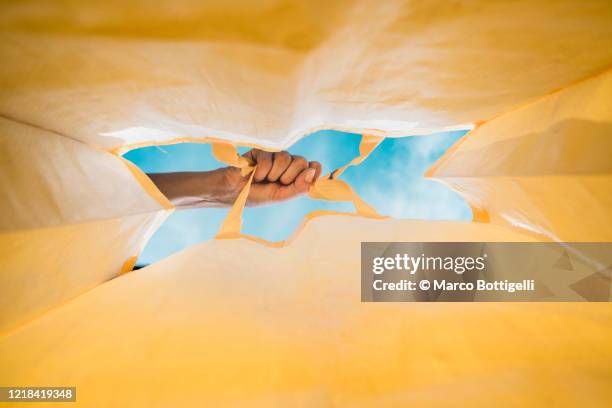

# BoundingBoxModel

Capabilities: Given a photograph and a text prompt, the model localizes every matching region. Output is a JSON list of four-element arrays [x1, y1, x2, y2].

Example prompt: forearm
[[147, 149, 322, 209], [148, 169, 241, 209]]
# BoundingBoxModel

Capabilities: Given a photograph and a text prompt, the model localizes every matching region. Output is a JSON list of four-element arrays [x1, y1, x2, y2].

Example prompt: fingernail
[[305, 168, 316, 183]]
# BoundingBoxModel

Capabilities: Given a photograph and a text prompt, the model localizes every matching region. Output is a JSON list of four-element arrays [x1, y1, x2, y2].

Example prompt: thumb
[[295, 167, 316, 192]]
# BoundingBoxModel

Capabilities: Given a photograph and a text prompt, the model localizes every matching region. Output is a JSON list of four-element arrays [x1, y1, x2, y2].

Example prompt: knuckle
[[260, 151, 273, 166], [276, 151, 291, 163], [250, 148, 262, 159], [293, 156, 307, 167]]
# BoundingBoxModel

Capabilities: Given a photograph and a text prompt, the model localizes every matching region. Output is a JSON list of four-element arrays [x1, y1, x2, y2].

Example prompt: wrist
[[212, 167, 245, 205]]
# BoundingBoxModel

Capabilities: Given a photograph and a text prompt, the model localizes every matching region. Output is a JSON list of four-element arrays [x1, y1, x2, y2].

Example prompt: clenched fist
[[224, 149, 322, 205], [148, 149, 322, 209]]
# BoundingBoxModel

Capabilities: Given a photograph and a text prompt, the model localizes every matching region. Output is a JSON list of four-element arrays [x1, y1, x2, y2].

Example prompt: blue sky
[[124, 130, 471, 265]]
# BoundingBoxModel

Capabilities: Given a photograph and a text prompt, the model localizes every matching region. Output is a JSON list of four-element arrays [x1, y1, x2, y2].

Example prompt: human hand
[[222, 149, 322, 205]]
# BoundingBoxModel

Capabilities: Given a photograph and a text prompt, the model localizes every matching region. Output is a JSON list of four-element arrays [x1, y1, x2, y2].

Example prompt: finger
[[273, 167, 316, 201], [280, 155, 308, 185], [267, 151, 292, 182], [247, 149, 273, 182], [309, 161, 322, 181]]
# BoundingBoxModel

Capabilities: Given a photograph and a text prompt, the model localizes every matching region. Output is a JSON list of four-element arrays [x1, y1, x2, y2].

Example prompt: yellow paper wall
[[428, 69, 612, 242], [0, 117, 172, 333], [1, 217, 610, 407], [1, 0, 611, 149]]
